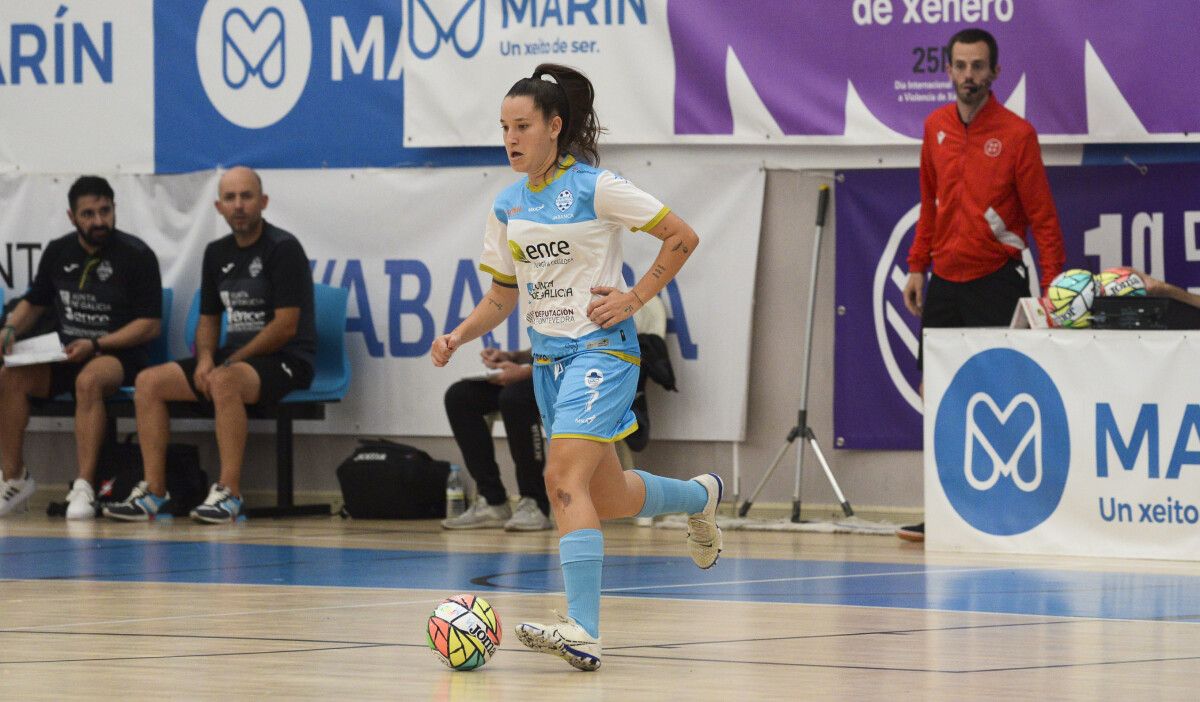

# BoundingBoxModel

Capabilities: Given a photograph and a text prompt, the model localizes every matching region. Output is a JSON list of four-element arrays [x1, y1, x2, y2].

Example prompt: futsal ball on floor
[[427, 594, 502, 670], [1094, 267, 1147, 297], [1046, 268, 1096, 328]]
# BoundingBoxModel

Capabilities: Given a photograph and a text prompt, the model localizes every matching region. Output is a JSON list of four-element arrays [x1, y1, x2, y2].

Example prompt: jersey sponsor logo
[[585, 338, 610, 350], [228, 307, 269, 332], [984, 138, 1002, 157], [525, 307, 575, 326], [527, 204, 545, 212], [249, 256, 263, 277], [937, 130, 946, 145], [196, 0, 313, 129], [526, 280, 573, 300], [575, 414, 597, 425], [62, 307, 111, 326], [512, 239, 575, 268], [96, 260, 113, 282], [221, 262, 236, 274], [507, 205, 523, 216], [353, 452, 388, 461], [280, 361, 293, 377], [63, 263, 80, 273], [583, 368, 604, 388], [934, 349, 1070, 536], [554, 188, 574, 212]]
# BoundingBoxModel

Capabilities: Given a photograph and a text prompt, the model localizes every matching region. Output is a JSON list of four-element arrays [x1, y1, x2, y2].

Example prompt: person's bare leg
[[134, 363, 197, 496], [543, 438, 606, 535], [0, 365, 50, 480], [206, 364, 261, 497], [72, 356, 124, 483], [588, 445, 645, 521]]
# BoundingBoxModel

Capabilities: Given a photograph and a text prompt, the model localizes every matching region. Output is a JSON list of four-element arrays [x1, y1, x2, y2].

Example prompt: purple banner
[[834, 163, 1200, 450], [667, 2, 1200, 140]]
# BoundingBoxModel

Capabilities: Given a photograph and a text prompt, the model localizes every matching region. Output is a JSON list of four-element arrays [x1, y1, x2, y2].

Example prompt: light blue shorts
[[529, 319, 640, 443]]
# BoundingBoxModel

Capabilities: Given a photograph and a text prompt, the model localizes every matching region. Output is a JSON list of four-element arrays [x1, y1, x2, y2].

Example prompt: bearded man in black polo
[[105, 167, 315, 524], [0, 176, 163, 519]]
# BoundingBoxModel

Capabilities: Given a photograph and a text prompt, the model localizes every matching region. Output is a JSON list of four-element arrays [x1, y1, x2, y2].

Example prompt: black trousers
[[444, 378, 549, 515], [919, 257, 1030, 369]]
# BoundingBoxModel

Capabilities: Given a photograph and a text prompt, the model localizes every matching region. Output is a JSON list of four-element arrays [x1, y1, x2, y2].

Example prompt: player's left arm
[[588, 212, 699, 328], [82, 318, 162, 355], [223, 308, 300, 365], [1014, 131, 1066, 292]]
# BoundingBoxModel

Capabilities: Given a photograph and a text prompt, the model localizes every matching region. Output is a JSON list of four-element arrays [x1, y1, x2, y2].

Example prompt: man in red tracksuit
[[899, 28, 1066, 543]]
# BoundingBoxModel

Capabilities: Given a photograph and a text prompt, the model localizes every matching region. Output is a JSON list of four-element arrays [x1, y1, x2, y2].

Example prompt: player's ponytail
[[506, 63, 604, 166]]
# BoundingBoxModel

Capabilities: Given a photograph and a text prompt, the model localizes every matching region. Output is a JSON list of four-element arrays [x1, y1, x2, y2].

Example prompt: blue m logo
[[934, 348, 1071, 536], [222, 7, 286, 89], [408, 0, 486, 60]]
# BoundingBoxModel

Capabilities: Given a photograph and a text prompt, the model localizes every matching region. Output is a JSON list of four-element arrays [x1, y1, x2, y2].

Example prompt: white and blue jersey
[[478, 156, 669, 441]]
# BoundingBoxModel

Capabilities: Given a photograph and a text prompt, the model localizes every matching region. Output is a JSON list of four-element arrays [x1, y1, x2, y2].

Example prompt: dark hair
[[67, 175, 114, 211], [505, 63, 604, 166], [947, 28, 998, 70]]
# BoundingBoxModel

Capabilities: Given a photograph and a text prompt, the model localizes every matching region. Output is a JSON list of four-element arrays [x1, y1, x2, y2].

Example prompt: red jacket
[[908, 96, 1065, 291]]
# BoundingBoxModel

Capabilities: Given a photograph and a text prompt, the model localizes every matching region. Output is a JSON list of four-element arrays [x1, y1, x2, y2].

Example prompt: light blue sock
[[634, 469, 708, 518], [560, 529, 604, 639]]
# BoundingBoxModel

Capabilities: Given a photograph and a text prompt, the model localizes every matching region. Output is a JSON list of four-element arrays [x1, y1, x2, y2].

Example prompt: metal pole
[[738, 185, 855, 520]]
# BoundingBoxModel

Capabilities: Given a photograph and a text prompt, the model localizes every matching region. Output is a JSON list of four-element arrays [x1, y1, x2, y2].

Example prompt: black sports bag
[[337, 439, 450, 519]]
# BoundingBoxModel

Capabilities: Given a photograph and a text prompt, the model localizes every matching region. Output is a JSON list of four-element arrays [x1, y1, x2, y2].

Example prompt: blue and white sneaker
[[687, 473, 724, 569], [103, 481, 170, 521], [515, 611, 601, 671], [190, 483, 243, 524]]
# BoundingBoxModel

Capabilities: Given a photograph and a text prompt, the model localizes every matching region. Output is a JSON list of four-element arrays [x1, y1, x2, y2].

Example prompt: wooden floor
[[2, 513, 1199, 701]]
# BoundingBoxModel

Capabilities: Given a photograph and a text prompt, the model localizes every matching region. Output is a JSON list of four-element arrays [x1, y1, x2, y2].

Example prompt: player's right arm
[[0, 300, 46, 357], [431, 282, 518, 367], [3, 240, 56, 356], [1134, 270, 1200, 309], [905, 122, 938, 317]]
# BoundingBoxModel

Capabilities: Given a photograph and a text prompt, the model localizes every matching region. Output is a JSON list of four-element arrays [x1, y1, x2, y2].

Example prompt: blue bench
[[29, 285, 351, 519]]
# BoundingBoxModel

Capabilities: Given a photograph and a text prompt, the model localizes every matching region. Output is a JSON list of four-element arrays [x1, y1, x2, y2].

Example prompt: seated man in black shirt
[[105, 167, 315, 524], [0, 176, 163, 518]]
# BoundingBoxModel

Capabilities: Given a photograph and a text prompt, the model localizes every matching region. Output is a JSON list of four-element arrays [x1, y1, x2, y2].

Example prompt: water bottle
[[445, 464, 466, 519]]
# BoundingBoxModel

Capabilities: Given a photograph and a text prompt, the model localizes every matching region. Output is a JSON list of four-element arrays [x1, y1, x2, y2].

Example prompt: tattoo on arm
[[623, 305, 633, 314], [486, 297, 505, 311], [651, 264, 667, 279]]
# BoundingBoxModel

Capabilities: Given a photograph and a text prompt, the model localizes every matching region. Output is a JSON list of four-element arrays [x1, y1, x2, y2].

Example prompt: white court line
[[601, 566, 990, 593], [0, 596, 440, 633]]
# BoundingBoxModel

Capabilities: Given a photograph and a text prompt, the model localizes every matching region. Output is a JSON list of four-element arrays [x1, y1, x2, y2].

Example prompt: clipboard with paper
[[3, 332, 68, 367]]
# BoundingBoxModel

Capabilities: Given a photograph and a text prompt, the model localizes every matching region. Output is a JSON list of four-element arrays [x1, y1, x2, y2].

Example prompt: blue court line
[[2, 536, 1198, 624]]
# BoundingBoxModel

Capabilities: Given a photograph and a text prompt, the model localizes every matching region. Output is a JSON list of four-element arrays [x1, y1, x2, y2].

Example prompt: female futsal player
[[430, 63, 722, 671]]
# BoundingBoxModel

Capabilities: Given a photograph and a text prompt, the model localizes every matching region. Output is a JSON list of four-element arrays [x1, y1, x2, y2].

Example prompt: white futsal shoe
[[687, 473, 724, 569], [65, 479, 97, 520], [515, 610, 602, 671]]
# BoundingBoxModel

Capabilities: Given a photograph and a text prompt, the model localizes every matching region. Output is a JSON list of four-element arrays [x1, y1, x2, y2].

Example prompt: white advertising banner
[[0, 160, 764, 440], [403, 1, 677, 148], [0, 0, 155, 172], [924, 328, 1200, 561]]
